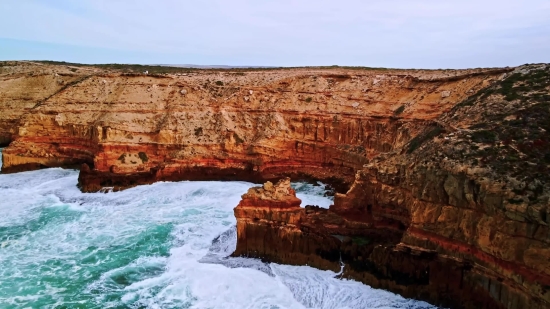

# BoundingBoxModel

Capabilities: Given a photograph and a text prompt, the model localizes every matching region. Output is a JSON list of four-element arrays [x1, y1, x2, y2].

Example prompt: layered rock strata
[[233, 65, 550, 309], [2, 61, 549, 309], [1, 62, 506, 193], [234, 175, 549, 309]]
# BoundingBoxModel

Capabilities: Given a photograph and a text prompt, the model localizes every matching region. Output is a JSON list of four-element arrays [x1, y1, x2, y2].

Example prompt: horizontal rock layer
[[1, 62, 504, 192], [2, 61, 549, 309], [234, 174, 549, 309], [233, 65, 550, 309]]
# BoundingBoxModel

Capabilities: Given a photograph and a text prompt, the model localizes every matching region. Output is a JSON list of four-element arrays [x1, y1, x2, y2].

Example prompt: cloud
[[0, 0, 549, 68]]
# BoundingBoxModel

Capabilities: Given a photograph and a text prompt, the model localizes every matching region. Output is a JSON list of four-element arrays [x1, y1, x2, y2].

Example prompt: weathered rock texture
[[1, 62, 506, 190], [1, 61, 549, 309], [234, 65, 550, 309]]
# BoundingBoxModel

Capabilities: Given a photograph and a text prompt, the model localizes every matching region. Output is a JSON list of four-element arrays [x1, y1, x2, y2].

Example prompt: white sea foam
[[0, 149, 437, 309], [292, 181, 334, 209]]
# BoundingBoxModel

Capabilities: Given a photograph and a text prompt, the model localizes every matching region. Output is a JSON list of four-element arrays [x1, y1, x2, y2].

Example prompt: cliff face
[[0, 62, 504, 192], [2, 61, 549, 309], [0, 62, 96, 147], [234, 65, 550, 309]]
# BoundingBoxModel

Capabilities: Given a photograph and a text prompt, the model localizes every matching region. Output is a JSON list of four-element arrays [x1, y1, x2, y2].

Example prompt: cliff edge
[[1, 61, 549, 309], [233, 64, 550, 309]]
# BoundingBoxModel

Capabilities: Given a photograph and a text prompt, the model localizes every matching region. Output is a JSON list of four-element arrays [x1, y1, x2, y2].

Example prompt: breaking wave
[[0, 148, 437, 309]]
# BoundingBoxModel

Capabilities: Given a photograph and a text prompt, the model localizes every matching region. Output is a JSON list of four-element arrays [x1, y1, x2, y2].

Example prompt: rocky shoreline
[[233, 178, 546, 309], [1, 61, 548, 309]]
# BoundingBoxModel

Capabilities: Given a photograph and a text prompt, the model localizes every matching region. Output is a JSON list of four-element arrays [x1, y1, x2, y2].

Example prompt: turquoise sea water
[[0, 148, 436, 309]]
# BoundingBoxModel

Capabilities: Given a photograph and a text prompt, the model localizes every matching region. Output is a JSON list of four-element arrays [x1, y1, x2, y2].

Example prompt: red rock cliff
[[233, 65, 550, 309], [1, 62, 506, 192], [2, 61, 549, 309]]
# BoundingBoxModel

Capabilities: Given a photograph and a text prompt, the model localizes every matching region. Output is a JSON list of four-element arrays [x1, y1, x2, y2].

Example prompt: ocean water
[[0, 148, 436, 309]]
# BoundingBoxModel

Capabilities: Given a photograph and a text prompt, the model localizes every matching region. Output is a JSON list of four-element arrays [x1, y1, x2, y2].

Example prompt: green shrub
[[351, 236, 370, 246], [138, 152, 148, 162], [233, 133, 244, 144], [194, 127, 203, 136], [394, 105, 405, 115], [471, 130, 497, 143], [215, 81, 223, 86], [508, 198, 523, 205], [504, 92, 520, 101], [407, 127, 443, 153]]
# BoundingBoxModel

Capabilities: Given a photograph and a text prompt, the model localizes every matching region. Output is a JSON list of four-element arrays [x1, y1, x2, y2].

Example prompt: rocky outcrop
[[2, 61, 549, 309], [233, 178, 310, 263], [235, 174, 549, 309], [233, 65, 550, 309]]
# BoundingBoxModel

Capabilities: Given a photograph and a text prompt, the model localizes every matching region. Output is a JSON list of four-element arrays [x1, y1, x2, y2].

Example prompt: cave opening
[[0, 136, 11, 148]]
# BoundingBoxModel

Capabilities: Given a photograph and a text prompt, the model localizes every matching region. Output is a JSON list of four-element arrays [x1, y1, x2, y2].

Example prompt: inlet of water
[[0, 148, 436, 309]]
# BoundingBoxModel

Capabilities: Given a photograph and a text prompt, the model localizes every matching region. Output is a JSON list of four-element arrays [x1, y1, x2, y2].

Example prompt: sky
[[0, 0, 549, 69]]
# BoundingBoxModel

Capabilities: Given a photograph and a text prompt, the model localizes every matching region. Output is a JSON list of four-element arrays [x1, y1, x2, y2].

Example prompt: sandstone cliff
[[234, 65, 550, 309], [1, 61, 506, 192], [1, 61, 548, 309]]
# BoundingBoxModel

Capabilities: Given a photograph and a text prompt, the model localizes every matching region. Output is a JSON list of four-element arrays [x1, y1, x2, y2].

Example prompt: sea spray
[[0, 149, 436, 309]]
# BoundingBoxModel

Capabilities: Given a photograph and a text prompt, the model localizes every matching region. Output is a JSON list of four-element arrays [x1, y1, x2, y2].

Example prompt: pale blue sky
[[1, 0, 549, 68]]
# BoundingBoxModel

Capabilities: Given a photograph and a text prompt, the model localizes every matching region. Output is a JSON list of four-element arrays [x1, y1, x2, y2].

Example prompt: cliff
[[234, 65, 550, 309], [1, 61, 549, 308], [0, 61, 506, 191]]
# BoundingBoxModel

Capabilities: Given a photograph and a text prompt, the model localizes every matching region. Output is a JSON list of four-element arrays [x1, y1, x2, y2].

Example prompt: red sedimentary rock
[[1, 61, 549, 309], [234, 175, 549, 309]]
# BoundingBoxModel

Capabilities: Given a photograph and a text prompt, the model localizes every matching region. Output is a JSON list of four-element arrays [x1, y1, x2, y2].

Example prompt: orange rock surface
[[2, 61, 549, 309], [1, 62, 504, 188], [232, 64, 550, 309]]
